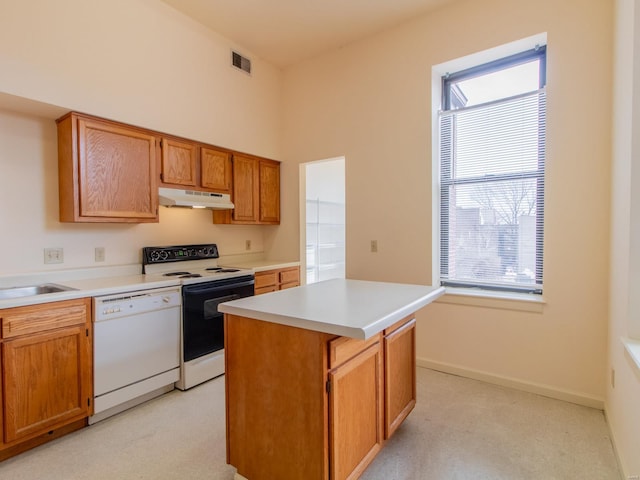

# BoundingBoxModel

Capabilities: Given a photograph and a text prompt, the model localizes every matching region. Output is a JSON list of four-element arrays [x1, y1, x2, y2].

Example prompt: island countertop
[[219, 278, 445, 339]]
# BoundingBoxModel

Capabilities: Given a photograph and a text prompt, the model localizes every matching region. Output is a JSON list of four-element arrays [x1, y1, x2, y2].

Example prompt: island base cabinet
[[225, 314, 332, 480], [329, 342, 383, 480], [225, 313, 416, 480]]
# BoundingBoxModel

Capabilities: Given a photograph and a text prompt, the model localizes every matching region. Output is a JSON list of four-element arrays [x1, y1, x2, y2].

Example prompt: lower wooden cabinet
[[254, 266, 300, 295], [329, 340, 383, 480], [225, 313, 416, 480], [0, 298, 92, 458], [384, 317, 417, 438]]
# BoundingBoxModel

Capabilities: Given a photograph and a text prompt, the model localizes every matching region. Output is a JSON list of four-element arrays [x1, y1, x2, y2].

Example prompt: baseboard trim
[[603, 408, 627, 480], [417, 357, 604, 410]]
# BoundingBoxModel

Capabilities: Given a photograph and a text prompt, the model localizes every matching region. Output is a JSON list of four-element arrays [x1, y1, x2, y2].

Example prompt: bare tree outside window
[[471, 180, 537, 226]]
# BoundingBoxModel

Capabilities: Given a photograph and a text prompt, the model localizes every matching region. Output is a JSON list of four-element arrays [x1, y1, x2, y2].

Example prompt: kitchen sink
[[0, 283, 76, 300]]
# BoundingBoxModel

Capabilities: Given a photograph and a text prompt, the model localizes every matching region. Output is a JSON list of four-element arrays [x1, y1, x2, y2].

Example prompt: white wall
[[607, 0, 640, 476], [0, 0, 284, 274], [281, 0, 613, 408]]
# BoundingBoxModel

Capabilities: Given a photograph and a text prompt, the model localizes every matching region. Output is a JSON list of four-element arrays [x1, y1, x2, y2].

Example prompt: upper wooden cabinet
[[58, 111, 278, 224], [201, 147, 232, 193], [161, 137, 197, 186], [213, 153, 280, 225], [230, 153, 259, 222], [160, 141, 232, 194], [57, 113, 158, 223], [259, 158, 280, 223]]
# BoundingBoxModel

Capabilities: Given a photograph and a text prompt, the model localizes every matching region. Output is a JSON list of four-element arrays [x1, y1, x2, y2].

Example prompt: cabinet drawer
[[255, 285, 277, 296], [279, 282, 298, 291], [329, 334, 381, 369], [279, 268, 299, 285], [1, 298, 90, 339], [255, 272, 277, 289]]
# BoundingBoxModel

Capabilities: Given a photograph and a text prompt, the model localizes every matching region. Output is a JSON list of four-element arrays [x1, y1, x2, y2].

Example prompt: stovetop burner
[[163, 272, 203, 278]]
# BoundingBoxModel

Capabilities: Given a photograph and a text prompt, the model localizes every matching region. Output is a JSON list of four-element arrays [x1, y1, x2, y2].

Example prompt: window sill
[[621, 337, 640, 375], [435, 287, 545, 313]]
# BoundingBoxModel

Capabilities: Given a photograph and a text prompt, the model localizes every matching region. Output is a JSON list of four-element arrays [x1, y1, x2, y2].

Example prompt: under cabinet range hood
[[158, 188, 235, 210]]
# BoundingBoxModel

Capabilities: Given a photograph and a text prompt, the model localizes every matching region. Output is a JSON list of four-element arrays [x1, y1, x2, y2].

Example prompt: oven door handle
[[182, 278, 255, 294]]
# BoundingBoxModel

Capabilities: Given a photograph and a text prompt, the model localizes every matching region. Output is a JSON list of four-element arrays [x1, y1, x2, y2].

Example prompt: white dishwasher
[[90, 286, 181, 424]]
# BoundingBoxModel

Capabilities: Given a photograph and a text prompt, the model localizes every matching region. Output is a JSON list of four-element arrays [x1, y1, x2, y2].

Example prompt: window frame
[[439, 46, 547, 295]]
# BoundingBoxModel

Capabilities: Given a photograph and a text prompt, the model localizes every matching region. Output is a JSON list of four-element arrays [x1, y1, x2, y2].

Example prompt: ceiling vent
[[231, 51, 252, 75]]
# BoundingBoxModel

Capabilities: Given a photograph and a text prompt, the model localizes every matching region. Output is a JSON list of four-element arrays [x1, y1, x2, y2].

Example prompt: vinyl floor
[[0, 368, 621, 480]]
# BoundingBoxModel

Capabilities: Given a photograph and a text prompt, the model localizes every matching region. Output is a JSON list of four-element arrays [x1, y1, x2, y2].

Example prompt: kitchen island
[[219, 279, 444, 480]]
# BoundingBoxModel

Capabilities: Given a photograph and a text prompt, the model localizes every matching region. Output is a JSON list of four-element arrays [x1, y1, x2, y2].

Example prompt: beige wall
[[282, 0, 613, 407], [0, 0, 283, 274], [607, 0, 640, 476]]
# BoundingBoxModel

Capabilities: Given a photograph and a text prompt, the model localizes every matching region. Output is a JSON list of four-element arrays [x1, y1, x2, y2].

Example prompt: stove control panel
[[143, 244, 220, 265]]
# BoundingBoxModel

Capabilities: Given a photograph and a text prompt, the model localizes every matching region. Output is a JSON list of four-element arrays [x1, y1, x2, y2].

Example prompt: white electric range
[[143, 244, 255, 390]]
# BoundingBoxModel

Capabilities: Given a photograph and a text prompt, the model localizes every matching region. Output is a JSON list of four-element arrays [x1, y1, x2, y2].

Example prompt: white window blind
[[439, 88, 546, 293]]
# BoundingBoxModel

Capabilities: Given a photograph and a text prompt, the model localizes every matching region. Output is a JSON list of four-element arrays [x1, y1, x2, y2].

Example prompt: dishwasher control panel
[[94, 287, 181, 321]]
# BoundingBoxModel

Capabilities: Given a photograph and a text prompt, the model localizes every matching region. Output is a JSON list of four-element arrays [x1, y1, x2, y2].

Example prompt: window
[[439, 47, 546, 294]]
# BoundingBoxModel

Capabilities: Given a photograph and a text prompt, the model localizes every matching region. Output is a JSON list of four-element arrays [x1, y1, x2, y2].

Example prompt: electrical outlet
[[371, 240, 378, 253], [611, 368, 615, 388], [245, 240, 251, 251], [44, 247, 64, 264], [95, 247, 106, 262]]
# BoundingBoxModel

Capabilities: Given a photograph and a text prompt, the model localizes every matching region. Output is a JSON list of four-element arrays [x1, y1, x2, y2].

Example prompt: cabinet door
[[259, 159, 280, 224], [201, 147, 232, 192], [161, 138, 197, 186], [0, 352, 3, 445], [2, 324, 92, 443], [231, 154, 259, 222], [384, 318, 416, 438], [77, 118, 158, 221], [329, 342, 383, 480]]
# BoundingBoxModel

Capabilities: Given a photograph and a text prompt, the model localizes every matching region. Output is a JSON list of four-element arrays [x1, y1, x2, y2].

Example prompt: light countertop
[[219, 259, 300, 272], [0, 259, 300, 309], [0, 270, 180, 309], [219, 278, 445, 339]]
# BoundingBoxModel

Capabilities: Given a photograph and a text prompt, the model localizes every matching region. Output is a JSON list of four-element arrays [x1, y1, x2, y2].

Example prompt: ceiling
[[160, 0, 455, 68]]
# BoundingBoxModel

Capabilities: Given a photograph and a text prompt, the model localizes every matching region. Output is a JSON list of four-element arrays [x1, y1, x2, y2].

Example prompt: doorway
[[301, 157, 345, 284]]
